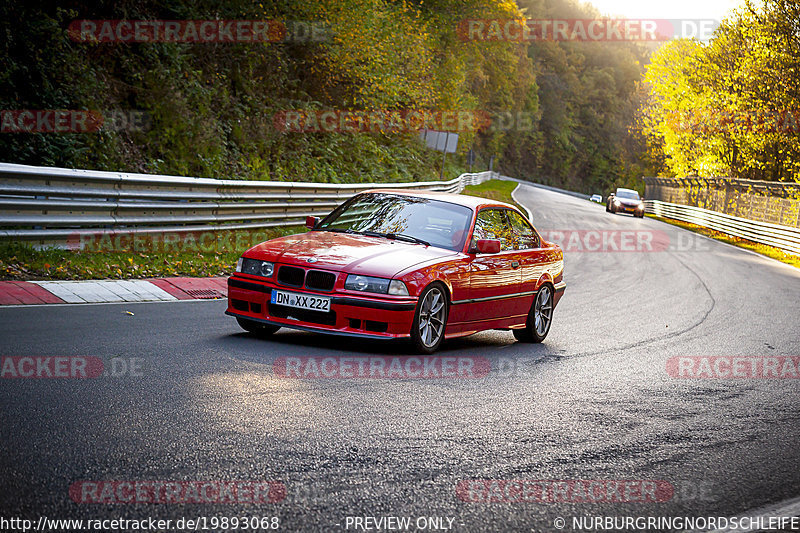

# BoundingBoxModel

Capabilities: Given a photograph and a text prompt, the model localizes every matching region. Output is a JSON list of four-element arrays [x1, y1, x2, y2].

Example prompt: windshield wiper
[[318, 227, 357, 234], [379, 233, 431, 246], [345, 230, 430, 246], [384, 233, 430, 246], [358, 230, 386, 239]]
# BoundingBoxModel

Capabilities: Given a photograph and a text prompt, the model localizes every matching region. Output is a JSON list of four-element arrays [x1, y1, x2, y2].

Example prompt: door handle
[[511, 261, 520, 269]]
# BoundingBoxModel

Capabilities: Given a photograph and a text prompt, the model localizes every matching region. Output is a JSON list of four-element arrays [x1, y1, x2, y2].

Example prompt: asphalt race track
[[1, 184, 799, 532]]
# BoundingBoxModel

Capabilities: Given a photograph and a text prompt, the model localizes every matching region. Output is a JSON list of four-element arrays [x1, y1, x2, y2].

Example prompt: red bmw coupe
[[226, 190, 565, 353]]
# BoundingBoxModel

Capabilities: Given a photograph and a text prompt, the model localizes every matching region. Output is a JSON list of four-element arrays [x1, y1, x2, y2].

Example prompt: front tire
[[411, 283, 448, 354], [236, 317, 280, 337], [513, 284, 554, 343]]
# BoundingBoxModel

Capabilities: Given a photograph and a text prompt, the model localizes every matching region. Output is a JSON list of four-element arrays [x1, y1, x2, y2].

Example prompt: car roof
[[363, 188, 518, 211], [616, 187, 639, 194]]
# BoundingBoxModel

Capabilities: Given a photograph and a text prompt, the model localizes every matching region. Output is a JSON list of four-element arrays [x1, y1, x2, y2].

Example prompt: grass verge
[[0, 226, 303, 281], [646, 214, 800, 269], [461, 179, 524, 211]]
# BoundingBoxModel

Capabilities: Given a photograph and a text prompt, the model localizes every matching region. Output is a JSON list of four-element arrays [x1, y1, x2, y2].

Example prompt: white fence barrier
[[645, 200, 800, 255]]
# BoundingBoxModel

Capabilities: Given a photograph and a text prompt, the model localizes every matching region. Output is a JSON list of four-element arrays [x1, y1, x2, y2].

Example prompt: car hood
[[616, 198, 642, 206], [245, 231, 458, 278]]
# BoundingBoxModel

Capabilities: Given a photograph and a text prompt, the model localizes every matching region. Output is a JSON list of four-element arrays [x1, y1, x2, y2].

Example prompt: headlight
[[345, 275, 390, 293], [260, 262, 274, 277], [344, 275, 409, 296], [344, 275, 408, 295], [238, 257, 274, 278], [388, 280, 409, 296], [613, 199, 621, 206]]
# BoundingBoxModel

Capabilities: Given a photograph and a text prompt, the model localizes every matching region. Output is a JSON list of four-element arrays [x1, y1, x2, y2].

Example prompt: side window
[[506, 210, 540, 249], [473, 209, 515, 251]]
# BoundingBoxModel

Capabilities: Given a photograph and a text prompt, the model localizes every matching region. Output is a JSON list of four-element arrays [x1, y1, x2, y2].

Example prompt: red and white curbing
[[0, 277, 228, 305]]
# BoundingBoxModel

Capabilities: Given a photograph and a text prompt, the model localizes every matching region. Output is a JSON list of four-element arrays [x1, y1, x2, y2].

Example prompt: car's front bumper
[[226, 276, 418, 339], [615, 204, 644, 214]]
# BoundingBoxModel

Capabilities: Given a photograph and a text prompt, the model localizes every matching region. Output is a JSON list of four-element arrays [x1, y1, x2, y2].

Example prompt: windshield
[[616, 190, 640, 200], [317, 193, 474, 252]]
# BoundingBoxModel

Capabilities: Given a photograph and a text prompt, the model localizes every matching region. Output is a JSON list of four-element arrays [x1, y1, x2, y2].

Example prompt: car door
[[465, 208, 523, 322], [506, 209, 546, 298]]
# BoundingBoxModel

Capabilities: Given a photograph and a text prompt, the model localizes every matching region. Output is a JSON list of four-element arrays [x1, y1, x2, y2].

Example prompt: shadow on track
[[216, 327, 568, 374]]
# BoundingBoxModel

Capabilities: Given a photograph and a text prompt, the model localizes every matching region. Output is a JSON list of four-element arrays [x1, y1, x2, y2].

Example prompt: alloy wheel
[[533, 285, 553, 337], [418, 287, 446, 348]]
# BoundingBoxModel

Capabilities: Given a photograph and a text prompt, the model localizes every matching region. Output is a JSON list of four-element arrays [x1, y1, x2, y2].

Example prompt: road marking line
[[690, 495, 800, 533], [511, 183, 534, 222]]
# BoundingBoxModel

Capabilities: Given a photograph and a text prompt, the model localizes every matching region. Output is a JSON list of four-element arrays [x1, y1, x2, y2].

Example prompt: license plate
[[270, 289, 331, 312]]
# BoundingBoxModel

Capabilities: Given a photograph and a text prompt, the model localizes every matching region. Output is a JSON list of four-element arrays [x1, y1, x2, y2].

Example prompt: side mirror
[[476, 239, 501, 254], [305, 216, 320, 229]]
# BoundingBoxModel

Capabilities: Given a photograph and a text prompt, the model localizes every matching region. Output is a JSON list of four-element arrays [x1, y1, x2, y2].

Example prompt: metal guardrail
[[0, 163, 496, 244], [645, 200, 800, 255]]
